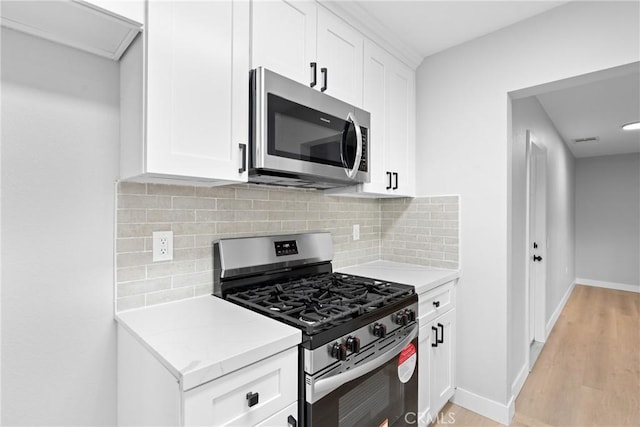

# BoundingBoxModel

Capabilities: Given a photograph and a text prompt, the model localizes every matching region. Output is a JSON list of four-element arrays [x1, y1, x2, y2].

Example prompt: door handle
[[437, 323, 444, 344], [310, 62, 317, 88], [340, 112, 362, 179], [431, 326, 438, 347], [386, 172, 392, 190], [533, 255, 542, 262], [238, 143, 247, 173], [320, 67, 328, 92], [392, 172, 398, 190]]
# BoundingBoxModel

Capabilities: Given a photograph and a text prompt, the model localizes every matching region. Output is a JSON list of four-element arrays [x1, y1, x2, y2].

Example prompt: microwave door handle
[[310, 325, 418, 402], [342, 113, 363, 180]]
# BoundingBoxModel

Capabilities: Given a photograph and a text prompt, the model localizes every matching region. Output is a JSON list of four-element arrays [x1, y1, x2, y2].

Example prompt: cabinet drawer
[[254, 401, 298, 427], [183, 348, 297, 426], [419, 281, 455, 324]]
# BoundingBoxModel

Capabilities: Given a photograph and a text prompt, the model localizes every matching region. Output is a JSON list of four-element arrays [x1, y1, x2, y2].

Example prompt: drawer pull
[[433, 301, 440, 308], [288, 414, 297, 427], [246, 391, 259, 407]]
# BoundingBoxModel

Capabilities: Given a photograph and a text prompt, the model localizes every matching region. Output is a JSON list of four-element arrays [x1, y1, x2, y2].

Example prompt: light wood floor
[[434, 285, 640, 426]]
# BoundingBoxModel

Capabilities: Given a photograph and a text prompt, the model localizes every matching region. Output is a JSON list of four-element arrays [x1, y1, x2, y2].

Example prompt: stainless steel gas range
[[213, 232, 418, 427]]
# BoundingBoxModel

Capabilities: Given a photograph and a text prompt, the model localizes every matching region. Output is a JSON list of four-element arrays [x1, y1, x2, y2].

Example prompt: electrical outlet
[[153, 231, 173, 262], [353, 224, 360, 241]]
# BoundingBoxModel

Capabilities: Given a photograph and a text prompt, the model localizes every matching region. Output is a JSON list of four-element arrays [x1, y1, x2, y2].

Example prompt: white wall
[[576, 154, 640, 289], [1, 29, 119, 425], [510, 96, 576, 389], [415, 1, 639, 422]]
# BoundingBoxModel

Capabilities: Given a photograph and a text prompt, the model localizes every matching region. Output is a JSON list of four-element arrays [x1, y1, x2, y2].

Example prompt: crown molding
[[319, 1, 424, 70]]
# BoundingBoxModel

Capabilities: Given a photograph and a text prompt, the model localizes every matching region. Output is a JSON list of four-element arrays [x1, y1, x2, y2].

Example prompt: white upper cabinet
[[120, 0, 250, 184], [315, 7, 363, 106], [251, 0, 317, 85], [330, 40, 415, 197], [251, 1, 363, 107], [0, 0, 142, 60]]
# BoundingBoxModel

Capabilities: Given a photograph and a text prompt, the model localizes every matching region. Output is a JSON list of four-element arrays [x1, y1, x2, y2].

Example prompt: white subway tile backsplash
[[115, 183, 459, 311]]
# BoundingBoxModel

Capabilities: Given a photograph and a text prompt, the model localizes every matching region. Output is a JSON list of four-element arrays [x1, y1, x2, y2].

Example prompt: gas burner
[[226, 272, 414, 335]]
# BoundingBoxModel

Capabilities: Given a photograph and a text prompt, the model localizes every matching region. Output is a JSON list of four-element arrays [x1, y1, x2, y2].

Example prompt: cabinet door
[[251, 0, 317, 86], [316, 7, 363, 107], [418, 324, 433, 427], [254, 402, 298, 427], [385, 59, 415, 196], [183, 348, 297, 426], [146, 0, 249, 182], [361, 40, 389, 193], [430, 309, 456, 417]]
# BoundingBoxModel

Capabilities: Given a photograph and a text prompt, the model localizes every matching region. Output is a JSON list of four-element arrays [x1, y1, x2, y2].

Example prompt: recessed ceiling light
[[622, 121, 640, 131]]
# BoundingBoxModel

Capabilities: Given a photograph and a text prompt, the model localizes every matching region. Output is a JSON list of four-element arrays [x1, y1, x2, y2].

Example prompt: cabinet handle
[[437, 323, 444, 344], [320, 67, 328, 92], [386, 172, 392, 190], [533, 255, 543, 262], [392, 172, 398, 190], [238, 143, 247, 173], [246, 391, 259, 407], [433, 301, 440, 308], [287, 415, 297, 427], [310, 62, 317, 88], [431, 326, 438, 347]]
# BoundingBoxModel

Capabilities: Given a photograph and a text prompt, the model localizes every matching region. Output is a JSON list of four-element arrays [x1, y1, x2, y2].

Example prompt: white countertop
[[116, 296, 301, 391], [338, 260, 460, 294]]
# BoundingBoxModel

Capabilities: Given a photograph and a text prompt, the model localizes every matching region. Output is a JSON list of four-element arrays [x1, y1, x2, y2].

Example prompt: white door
[[527, 131, 547, 344], [386, 60, 415, 196], [251, 0, 317, 86], [362, 40, 388, 192], [146, 0, 249, 181], [430, 309, 456, 417], [316, 7, 363, 106]]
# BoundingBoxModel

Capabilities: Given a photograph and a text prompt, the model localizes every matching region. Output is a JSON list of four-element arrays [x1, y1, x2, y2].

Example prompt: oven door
[[305, 328, 418, 427]]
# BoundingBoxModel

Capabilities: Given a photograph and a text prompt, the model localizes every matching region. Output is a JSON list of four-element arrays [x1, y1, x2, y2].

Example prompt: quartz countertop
[[337, 260, 460, 294], [116, 295, 301, 391]]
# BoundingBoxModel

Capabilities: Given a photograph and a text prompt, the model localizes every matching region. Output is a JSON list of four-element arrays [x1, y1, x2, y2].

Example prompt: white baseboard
[[511, 362, 528, 399], [545, 280, 576, 338], [451, 387, 512, 425], [576, 278, 640, 293]]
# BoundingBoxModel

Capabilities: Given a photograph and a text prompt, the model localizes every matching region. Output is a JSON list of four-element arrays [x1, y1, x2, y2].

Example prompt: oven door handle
[[311, 325, 418, 402]]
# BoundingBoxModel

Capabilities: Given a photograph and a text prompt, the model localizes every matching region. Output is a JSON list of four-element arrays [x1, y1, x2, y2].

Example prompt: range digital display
[[274, 240, 298, 256]]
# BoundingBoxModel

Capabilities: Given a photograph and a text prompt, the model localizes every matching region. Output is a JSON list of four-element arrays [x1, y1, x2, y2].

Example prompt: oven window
[[268, 94, 357, 168], [338, 367, 401, 427], [307, 337, 418, 427]]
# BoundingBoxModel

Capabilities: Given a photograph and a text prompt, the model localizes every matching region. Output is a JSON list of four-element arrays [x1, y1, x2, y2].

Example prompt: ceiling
[[536, 71, 640, 158], [336, 1, 639, 159], [344, 1, 569, 59]]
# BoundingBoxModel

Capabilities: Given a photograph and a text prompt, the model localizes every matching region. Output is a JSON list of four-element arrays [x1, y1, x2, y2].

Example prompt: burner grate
[[226, 273, 414, 335]]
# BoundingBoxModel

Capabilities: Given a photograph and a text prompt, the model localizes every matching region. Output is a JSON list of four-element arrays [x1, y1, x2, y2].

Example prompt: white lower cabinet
[[255, 402, 298, 427], [418, 284, 456, 426], [118, 325, 298, 426]]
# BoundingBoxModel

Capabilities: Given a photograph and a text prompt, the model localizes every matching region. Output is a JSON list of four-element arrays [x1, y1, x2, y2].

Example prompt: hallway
[[435, 285, 640, 426]]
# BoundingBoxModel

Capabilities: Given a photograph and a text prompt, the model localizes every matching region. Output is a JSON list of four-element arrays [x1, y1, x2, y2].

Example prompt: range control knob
[[330, 342, 347, 361], [346, 336, 361, 353], [373, 323, 387, 338], [395, 311, 408, 325], [404, 308, 416, 322]]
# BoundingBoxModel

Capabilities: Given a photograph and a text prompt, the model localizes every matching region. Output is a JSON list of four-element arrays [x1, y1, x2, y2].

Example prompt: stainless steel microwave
[[249, 67, 370, 189]]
